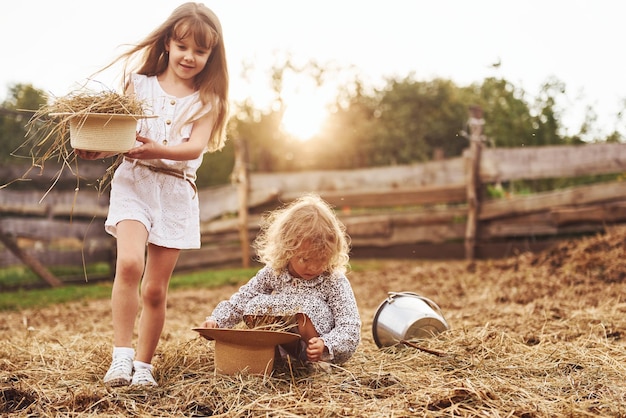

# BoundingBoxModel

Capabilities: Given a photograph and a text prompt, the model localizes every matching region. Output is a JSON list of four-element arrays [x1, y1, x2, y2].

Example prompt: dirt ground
[[1, 226, 625, 417]]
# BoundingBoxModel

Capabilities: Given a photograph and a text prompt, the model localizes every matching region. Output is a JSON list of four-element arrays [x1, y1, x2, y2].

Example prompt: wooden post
[[464, 105, 484, 261], [231, 137, 251, 268], [0, 220, 63, 287]]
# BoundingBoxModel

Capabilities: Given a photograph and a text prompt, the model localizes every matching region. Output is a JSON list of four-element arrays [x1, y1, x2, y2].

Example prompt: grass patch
[[0, 263, 111, 290], [0, 266, 259, 312], [0, 283, 114, 311], [0, 261, 377, 312], [169, 267, 258, 291]]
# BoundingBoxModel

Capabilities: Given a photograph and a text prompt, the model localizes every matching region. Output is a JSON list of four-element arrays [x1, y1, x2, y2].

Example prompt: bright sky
[[1, 0, 625, 140]]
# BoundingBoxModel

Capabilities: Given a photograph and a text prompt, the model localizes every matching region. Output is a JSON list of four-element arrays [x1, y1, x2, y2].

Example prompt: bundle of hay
[[18, 88, 150, 194], [29, 89, 148, 158]]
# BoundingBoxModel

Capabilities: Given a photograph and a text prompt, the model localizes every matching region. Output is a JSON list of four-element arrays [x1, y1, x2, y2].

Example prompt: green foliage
[[466, 77, 538, 148], [605, 130, 625, 143], [512, 173, 624, 194], [0, 83, 48, 162], [311, 79, 381, 169], [196, 139, 235, 187], [486, 184, 507, 199], [230, 99, 289, 172], [299, 76, 473, 169], [222, 63, 623, 203], [373, 77, 470, 164], [286, 70, 621, 195], [258, 72, 591, 171]]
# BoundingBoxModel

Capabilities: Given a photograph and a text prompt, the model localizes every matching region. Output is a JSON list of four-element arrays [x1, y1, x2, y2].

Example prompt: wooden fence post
[[464, 105, 485, 261], [232, 137, 251, 268]]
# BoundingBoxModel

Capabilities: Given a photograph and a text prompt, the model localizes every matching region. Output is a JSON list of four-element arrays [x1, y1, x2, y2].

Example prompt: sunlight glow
[[281, 99, 328, 141], [280, 74, 331, 141]]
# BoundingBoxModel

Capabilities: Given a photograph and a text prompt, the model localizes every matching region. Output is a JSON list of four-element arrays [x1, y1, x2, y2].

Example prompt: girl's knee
[[141, 281, 168, 307], [115, 253, 144, 281]]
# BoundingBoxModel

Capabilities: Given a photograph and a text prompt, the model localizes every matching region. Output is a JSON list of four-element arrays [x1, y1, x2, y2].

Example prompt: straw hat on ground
[[193, 328, 300, 375]]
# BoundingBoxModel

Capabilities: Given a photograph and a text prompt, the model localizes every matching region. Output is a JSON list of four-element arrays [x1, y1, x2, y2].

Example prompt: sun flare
[[281, 99, 328, 141], [279, 75, 331, 141]]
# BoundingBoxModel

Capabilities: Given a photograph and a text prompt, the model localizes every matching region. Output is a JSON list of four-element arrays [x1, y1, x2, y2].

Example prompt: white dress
[[104, 74, 212, 249], [209, 265, 362, 364]]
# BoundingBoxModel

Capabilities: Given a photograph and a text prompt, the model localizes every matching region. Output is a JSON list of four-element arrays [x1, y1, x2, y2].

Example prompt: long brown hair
[[98, 3, 229, 151]]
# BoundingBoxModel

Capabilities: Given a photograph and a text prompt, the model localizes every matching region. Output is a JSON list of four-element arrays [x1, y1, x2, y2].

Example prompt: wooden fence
[[1, 141, 625, 286]]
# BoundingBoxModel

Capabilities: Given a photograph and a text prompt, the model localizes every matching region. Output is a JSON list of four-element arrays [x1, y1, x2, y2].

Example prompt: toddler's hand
[[306, 337, 326, 362], [201, 318, 218, 328]]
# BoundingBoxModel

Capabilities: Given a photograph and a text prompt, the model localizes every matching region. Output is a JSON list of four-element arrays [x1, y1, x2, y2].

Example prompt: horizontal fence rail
[[1, 142, 625, 286]]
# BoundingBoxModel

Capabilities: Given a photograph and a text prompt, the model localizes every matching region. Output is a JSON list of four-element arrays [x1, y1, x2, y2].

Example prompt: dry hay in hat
[[0, 225, 625, 416], [46, 89, 145, 116], [8, 87, 147, 196], [243, 313, 298, 331]]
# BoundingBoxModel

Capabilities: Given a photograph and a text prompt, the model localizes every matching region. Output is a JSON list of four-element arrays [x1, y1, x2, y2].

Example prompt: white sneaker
[[103, 356, 133, 387], [131, 367, 158, 387]]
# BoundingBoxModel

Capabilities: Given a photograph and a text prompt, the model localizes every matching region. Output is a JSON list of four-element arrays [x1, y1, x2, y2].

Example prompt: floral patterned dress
[[208, 265, 361, 364]]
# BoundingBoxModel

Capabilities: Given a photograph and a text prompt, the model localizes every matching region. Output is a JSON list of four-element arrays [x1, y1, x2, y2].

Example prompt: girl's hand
[[75, 149, 115, 160], [201, 318, 218, 328], [306, 337, 327, 362], [125, 135, 161, 160]]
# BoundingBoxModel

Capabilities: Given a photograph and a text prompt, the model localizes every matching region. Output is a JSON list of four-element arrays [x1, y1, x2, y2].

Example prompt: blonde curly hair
[[253, 194, 351, 275]]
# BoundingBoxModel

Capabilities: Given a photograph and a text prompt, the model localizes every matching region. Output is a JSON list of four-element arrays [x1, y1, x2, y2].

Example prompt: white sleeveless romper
[[104, 74, 211, 249]]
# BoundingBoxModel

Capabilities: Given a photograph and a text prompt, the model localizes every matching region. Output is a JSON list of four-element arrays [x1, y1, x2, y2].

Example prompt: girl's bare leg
[[135, 243, 180, 363], [111, 220, 149, 348]]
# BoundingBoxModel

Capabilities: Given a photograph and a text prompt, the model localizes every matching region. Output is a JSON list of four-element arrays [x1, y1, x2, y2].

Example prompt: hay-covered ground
[[1, 226, 625, 417]]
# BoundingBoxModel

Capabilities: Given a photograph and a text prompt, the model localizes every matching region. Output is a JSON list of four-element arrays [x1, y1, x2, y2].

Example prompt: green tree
[[468, 77, 537, 148], [310, 76, 470, 169], [374, 76, 469, 164], [311, 78, 380, 169], [195, 139, 235, 187], [226, 63, 619, 175], [230, 99, 286, 172], [0, 83, 48, 162], [532, 77, 572, 146]]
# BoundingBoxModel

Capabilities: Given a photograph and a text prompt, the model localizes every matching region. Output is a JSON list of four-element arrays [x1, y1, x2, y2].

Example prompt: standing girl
[[201, 194, 361, 365], [76, 2, 229, 386]]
